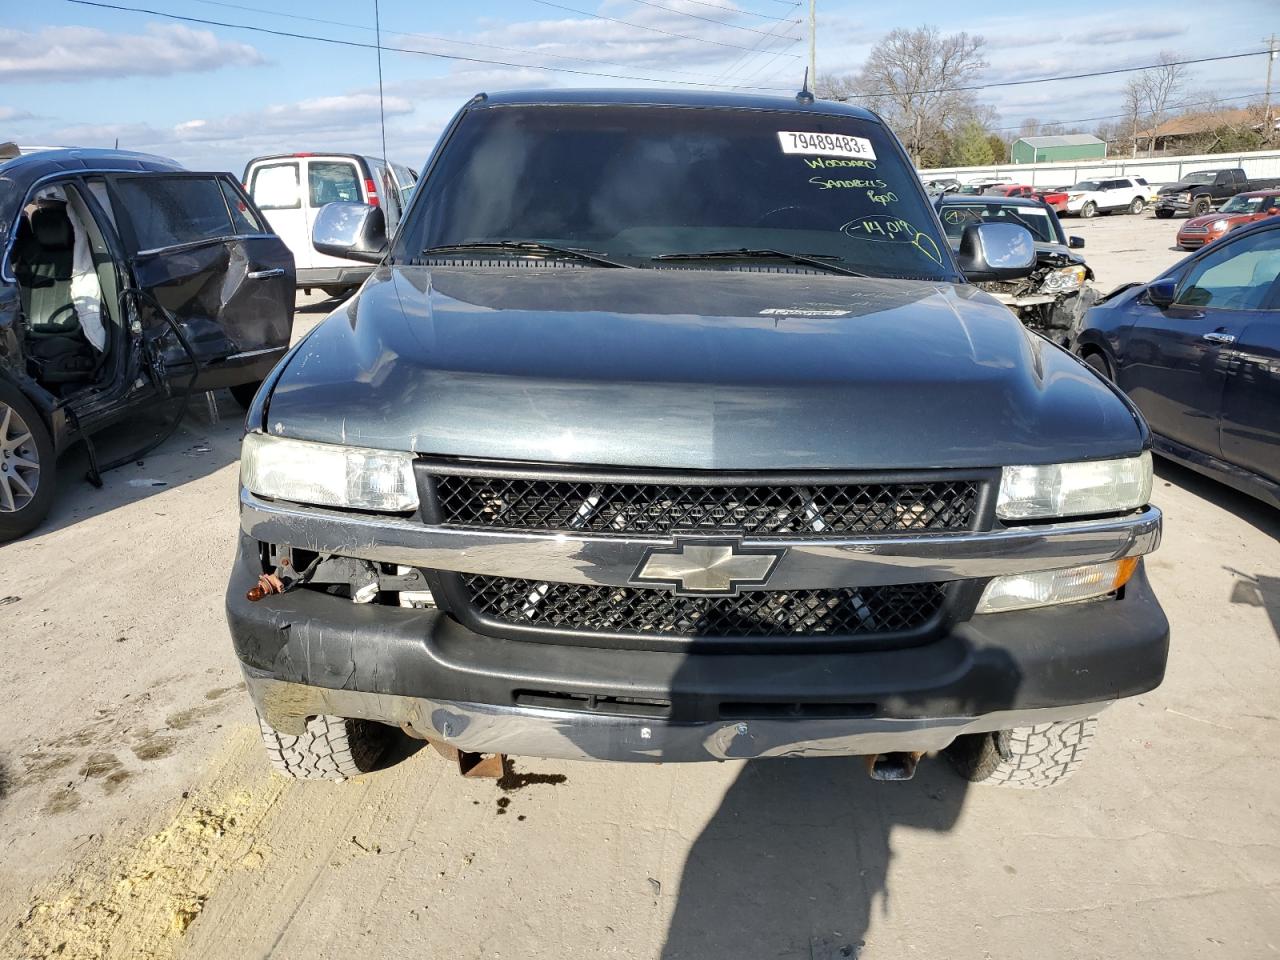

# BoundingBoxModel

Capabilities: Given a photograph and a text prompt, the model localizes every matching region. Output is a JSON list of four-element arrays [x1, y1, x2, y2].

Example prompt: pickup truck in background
[[1155, 168, 1280, 218]]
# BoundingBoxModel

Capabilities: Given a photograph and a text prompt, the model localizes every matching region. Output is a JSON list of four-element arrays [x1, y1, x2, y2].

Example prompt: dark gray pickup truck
[[226, 90, 1168, 790], [1155, 167, 1280, 218]]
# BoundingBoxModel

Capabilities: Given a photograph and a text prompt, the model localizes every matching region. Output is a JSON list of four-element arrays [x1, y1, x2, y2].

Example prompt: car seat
[[11, 200, 97, 384]]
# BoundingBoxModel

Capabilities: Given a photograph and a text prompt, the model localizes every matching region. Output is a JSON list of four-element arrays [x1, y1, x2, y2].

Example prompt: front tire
[[945, 718, 1097, 789], [1155, 209, 1173, 219], [1080, 201, 1097, 219], [1191, 197, 1211, 217], [1129, 197, 1145, 214], [257, 713, 392, 781], [0, 381, 56, 542]]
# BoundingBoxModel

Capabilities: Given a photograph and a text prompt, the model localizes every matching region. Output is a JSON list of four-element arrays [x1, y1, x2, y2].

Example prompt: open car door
[[97, 172, 294, 390]]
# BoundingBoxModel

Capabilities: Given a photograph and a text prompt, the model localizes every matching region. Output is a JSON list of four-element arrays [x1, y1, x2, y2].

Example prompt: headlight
[[1177, 192, 1191, 201], [1040, 265, 1086, 293], [1210, 219, 1227, 231], [977, 558, 1139, 614], [240, 432, 418, 512], [997, 452, 1152, 520]]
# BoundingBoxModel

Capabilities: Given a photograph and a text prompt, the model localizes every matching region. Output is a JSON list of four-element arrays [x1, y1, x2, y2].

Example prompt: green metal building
[[1010, 134, 1107, 164]]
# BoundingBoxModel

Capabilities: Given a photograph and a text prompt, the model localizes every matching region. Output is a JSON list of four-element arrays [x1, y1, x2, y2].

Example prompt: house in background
[[1135, 106, 1279, 154], [1010, 134, 1107, 164]]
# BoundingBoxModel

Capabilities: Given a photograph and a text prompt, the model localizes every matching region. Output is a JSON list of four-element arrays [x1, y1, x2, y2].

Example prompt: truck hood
[[1158, 182, 1205, 195], [264, 265, 1143, 470]]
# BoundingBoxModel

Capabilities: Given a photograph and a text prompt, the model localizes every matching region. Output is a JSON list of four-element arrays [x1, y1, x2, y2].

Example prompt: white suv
[[1064, 177, 1148, 218], [244, 153, 418, 296]]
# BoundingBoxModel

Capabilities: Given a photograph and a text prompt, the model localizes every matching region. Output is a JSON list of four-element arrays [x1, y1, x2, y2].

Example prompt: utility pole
[[808, 0, 816, 94], [1265, 34, 1277, 144], [374, 0, 388, 165]]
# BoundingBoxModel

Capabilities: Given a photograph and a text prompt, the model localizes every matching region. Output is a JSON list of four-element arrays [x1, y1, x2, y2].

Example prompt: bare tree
[[1122, 75, 1144, 157], [1129, 52, 1189, 156], [820, 26, 988, 165], [1017, 117, 1042, 139]]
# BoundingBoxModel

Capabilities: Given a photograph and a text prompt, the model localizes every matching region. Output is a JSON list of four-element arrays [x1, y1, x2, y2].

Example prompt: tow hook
[[865, 751, 924, 781]]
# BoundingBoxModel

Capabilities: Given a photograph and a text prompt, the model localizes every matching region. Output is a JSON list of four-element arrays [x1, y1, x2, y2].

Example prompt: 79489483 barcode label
[[776, 131, 876, 159]]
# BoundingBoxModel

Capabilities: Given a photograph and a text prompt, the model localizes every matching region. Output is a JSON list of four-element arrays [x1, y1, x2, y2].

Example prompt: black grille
[[461, 575, 947, 639], [433, 475, 981, 536]]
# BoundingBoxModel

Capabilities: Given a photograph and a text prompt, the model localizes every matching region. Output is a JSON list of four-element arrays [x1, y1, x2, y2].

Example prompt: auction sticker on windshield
[[777, 131, 876, 160]]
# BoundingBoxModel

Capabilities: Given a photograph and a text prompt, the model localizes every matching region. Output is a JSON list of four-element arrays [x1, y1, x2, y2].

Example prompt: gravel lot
[[2, 212, 1278, 960]]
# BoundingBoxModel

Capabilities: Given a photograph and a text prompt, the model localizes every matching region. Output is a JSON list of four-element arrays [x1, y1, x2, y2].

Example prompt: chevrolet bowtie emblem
[[633, 537, 784, 596]]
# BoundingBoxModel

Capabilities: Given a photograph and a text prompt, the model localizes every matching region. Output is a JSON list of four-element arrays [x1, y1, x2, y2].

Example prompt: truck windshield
[[1183, 172, 1216, 184], [400, 104, 955, 280]]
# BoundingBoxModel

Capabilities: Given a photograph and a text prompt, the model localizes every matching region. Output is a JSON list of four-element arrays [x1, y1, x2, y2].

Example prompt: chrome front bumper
[[244, 669, 1111, 761], [239, 489, 1162, 589]]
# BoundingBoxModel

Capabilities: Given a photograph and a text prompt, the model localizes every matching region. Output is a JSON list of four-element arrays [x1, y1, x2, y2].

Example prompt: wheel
[[1082, 351, 1112, 380], [1155, 209, 1173, 220], [257, 712, 392, 781], [0, 381, 56, 541], [1129, 197, 1145, 214], [944, 718, 1097, 789], [1080, 201, 1097, 219], [1191, 197, 1211, 217], [229, 380, 262, 410]]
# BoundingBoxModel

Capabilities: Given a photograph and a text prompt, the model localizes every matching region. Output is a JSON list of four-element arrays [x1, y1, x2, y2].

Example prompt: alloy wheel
[[0, 401, 40, 513]]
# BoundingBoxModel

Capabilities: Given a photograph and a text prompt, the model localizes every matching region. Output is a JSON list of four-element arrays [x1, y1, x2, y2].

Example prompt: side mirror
[[957, 222, 1037, 281], [312, 201, 387, 264], [1146, 278, 1177, 308], [1267, 207, 1280, 216], [1068, 236, 1085, 249]]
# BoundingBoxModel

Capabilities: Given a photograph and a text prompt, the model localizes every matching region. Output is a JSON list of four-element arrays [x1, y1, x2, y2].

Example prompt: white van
[[243, 153, 417, 295]]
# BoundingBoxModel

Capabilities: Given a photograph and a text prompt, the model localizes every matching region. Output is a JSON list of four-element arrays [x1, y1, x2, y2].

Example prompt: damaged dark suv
[[227, 90, 1168, 789], [0, 148, 295, 538]]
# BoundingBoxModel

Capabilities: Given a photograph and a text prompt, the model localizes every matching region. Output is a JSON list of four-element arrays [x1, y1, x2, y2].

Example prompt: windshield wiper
[[418, 241, 631, 268], [651, 248, 870, 277]]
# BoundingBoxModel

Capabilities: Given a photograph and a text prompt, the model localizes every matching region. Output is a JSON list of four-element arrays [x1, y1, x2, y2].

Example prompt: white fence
[[918, 148, 1280, 189]]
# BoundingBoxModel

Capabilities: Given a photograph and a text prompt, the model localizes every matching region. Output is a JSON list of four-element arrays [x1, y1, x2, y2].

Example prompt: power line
[[621, 0, 799, 37], [713, 11, 798, 80], [180, 0, 758, 83], [856, 51, 1270, 100], [64, 0, 801, 90], [527, 0, 800, 54], [653, 0, 800, 21]]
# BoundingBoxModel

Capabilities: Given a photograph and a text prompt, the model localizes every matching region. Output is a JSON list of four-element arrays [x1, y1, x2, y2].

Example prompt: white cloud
[[0, 106, 35, 123], [0, 23, 265, 82], [173, 93, 415, 142]]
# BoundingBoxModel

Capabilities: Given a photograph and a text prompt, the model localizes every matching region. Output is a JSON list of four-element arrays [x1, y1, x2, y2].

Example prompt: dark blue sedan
[[1074, 217, 1280, 507]]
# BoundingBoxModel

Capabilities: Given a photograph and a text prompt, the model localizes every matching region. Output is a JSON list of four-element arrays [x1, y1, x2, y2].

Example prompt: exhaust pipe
[[865, 751, 924, 781]]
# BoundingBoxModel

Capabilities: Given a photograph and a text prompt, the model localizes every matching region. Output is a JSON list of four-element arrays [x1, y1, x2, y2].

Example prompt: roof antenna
[[797, 67, 814, 105]]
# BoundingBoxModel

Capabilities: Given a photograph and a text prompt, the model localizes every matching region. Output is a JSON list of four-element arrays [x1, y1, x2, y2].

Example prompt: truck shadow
[[659, 756, 968, 959], [658, 640, 1025, 959], [1225, 567, 1280, 642]]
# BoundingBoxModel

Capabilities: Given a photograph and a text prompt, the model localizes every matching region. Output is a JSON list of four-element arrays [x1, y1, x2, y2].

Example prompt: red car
[[1035, 188, 1069, 214], [982, 183, 1069, 213], [1175, 190, 1280, 249], [982, 183, 1037, 198]]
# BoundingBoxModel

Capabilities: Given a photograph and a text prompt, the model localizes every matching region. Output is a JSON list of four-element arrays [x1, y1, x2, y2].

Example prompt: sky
[[2, 0, 1276, 175]]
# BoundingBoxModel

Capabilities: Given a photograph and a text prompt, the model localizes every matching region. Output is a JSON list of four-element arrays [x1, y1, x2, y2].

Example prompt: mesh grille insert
[[461, 575, 947, 639], [433, 476, 980, 535]]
